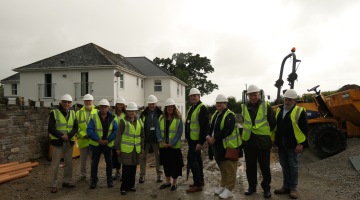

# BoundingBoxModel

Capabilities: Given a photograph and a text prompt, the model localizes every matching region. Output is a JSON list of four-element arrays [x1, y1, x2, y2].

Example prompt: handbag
[[224, 133, 240, 161]]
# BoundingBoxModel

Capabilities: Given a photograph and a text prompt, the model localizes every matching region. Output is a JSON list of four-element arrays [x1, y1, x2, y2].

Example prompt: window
[[44, 74, 52, 97], [119, 73, 124, 89], [181, 105, 183, 115], [12, 84, 17, 95], [177, 83, 180, 95], [137, 78, 139, 87], [81, 72, 88, 96], [141, 79, 143, 88], [154, 80, 162, 92]]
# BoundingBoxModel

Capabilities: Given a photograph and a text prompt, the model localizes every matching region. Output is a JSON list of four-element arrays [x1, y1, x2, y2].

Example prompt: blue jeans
[[187, 142, 204, 187], [278, 145, 299, 190], [91, 145, 113, 182]]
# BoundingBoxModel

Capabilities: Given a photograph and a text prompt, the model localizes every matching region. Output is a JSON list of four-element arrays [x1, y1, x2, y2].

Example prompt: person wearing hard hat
[[207, 94, 242, 199], [241, 85, 276, 198], [138, 95, 163, 183], [114, 102, 145, 195], [185, 88, 209, 193], [156, 98, 184, 191], [112, 97, 127, 181], [271, 89, 309, 199], [75, 94, 97, 182], [87, 99, 118, 189], [48, 94, 78, 193]]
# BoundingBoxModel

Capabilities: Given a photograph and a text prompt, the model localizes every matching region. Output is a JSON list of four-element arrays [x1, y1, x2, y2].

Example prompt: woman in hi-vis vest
[[114, 102, 145, 195], [112, 97, 127, 181], [156, 98, 184, 191]]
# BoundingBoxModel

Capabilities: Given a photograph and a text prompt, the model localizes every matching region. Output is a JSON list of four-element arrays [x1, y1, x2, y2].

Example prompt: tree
[[153, 53, 219, 108], [0, 84, 3, 97], [207, 96, 242, 115]]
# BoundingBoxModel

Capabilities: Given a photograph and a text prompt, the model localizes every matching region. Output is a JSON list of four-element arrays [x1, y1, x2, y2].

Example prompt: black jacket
[[207, 108, 242, 161], [48, 103, 78, 147], [240, 99, 276, 150], [185, 100, 209, 145], [275, 105, 309, 148], [140, 106, 163, 143]]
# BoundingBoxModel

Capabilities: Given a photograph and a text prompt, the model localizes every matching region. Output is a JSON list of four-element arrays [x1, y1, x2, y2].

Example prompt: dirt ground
[[1, 139, 360, 200]]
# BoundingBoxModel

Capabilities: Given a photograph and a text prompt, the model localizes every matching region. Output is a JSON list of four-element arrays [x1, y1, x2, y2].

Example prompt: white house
[[1, 43, 187, 116]]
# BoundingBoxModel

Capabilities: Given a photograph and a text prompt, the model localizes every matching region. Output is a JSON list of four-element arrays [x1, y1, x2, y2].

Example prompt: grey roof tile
[[1, 73, 20, 82], [124, 57, 173, 77]]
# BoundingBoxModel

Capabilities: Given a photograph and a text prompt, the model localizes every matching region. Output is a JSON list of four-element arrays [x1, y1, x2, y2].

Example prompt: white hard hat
[[215, 94, 228, 102], [83, 94, 94, 101], [116, 97, 126, 104], [189, 88, 201, 96], [127, 102, 138, 111], [60, 94, 73, 102], [247, 85, 260, 93], [165, 98, 176, 106], [147, 95, 158, 104], [283, 89, 298, 99], [98, 99, 110, 106]]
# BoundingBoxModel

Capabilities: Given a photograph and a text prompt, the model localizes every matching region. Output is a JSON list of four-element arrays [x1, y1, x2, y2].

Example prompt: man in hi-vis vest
[[48, 94, 78, 193], [185, 88, 209, 193], [271, 89, 309, 199], [241, 85, 276, 198], [75, 94, 97, 181], [87, 99, 118, 189]]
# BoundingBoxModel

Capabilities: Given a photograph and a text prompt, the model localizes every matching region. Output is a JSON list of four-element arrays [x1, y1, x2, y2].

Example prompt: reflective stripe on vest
[[120, 119, 142, 153], [241, 101, 270, 141], [51, 109, 75, 141], [76, 106, 97, 149], [88, 114, 115, 147], [187, 103, 204, 140], [159, 115, 181, 149], [270, 106, 306, 144], [210, 109, 241, 149]]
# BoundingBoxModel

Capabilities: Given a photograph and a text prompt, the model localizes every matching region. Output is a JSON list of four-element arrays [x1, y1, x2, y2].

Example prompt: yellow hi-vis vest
[[120, 118, 143, 153], [159, 115, 181, 149], [210, 110, 242, 149], [76, 105, 97, 149], [187, 103, 205, 140], [88, 114, 115, 147], [114, 113, 126, 128], [270, 106, 306, 144], [241, 101, 270, 141], [51, 109, 75, 141]]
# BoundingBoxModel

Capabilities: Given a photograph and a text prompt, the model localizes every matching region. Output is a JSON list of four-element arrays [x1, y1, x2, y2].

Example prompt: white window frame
[[154, 80, 162, 92], [141, 79, 144, 88], [137, 78, 139, 87], [12, 84, 17, 95], [119, 73, 124, 89], [177, 83, 180, 96], [181, 85, 183, 96]]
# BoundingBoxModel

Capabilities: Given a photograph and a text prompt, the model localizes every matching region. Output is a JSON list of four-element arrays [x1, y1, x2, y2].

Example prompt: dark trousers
[[112, 149, 121, 170], [91, 146, 113, 182], [278, 145, 299, 190], [244, 148, 271, 191], [187, 142, 204, 187], [121, 165, 137, 191]]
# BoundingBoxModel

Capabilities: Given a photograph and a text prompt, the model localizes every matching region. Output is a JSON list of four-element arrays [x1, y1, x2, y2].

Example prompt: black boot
[[90, 181, 97, 189], [264, 190, 271, 198], [245, 187, 256, 195]]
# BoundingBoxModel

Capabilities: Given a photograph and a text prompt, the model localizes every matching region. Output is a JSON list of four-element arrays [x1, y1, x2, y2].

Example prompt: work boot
[[189, 181, 205, 187], [90, 181, 97, 189], [107, 181, 114, 188], [139, 176, 145, 183], [245, 187, 256, 195], [264, 190, 271, 198], [50, 187, 57, 193], [290, 190, 298, 199], [274, 187, 290, 194], [186, 186, 203, 193]]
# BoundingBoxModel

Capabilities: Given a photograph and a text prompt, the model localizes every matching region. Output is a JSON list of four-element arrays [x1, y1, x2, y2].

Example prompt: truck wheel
[[308, 123, 346, 158]]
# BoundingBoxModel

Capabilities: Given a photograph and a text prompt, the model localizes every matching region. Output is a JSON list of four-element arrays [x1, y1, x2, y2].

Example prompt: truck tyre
[[308, 123, 346, 158]]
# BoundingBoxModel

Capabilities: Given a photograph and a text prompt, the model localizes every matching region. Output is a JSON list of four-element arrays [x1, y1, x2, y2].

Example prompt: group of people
[[48, 85, 309, 199]]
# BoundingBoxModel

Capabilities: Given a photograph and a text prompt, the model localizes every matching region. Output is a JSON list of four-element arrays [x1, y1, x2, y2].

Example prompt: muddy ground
[[1, 139, 360, 200]]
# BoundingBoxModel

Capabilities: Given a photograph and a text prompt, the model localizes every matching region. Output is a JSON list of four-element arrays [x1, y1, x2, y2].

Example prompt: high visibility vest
[[270, 106, 306, 144], [159, 115, 181, 149], [88, 114, 115, 147], [187, 103, 205, 140], [76, 105, 97, 149], [241, 101, 270, 141], [120, 118, 143, 153], [51, 109, 75, 141], [114, 112, 125, 128], [210, 110, 242, 149]]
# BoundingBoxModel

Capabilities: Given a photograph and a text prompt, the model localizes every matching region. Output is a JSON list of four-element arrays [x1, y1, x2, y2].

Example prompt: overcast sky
[[1, 0, 359, 105]]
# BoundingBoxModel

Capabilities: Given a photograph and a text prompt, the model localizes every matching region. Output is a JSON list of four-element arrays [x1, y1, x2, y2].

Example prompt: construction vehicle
[[272, 48, 360, 158]]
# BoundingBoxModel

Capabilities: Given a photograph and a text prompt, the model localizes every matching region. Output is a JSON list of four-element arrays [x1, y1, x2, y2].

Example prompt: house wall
[[18, 69, 115, 106], [115, 70, 145, 107], [169, 79, 186, 118], [3, 82, 19, 97]]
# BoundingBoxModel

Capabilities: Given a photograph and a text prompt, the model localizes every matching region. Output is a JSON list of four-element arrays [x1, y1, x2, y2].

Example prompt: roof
[[1, 73, 20, 82], [124, 57, 173, 77], [13, 43, 143, 74]]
